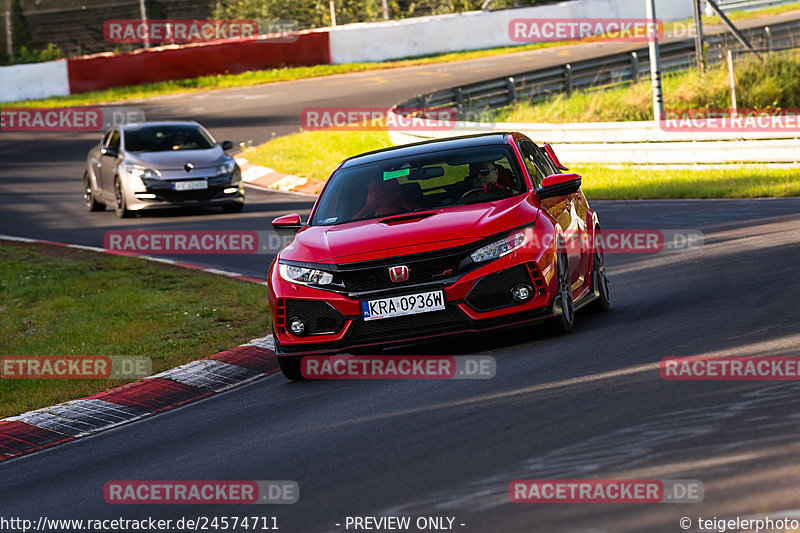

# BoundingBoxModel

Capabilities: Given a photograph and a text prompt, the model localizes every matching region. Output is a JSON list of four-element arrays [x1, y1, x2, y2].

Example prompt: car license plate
[[361, 290, 445, 321], [172, 180, 208, 191]]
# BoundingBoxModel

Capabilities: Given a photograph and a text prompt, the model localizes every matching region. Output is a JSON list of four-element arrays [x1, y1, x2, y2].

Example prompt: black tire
[[114, 177, 131, 218], [84, 172, 105, 212], [278, 355, 305, 381], [586, 243, 610, 313], [546, 248, 574, 334], [222, 203, 244, 214]]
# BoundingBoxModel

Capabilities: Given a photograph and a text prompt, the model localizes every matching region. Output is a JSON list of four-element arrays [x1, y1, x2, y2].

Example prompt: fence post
[[138, 0, 149, 49], [631, 52, 639, 83], [4, 6, 11, 59], [505, 76, 516, 104], [727, 49, 737, 116], [564, 64, 572, 96], [764, 26, 772, 49], [692, 0, 705, 72]]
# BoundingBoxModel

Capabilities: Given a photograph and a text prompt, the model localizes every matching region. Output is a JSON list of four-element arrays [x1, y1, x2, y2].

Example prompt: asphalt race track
[[2, 28, 800, 533]]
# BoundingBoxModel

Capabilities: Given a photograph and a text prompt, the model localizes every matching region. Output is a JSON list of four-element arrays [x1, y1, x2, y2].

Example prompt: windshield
[[311, 146, 526, 226], [123, 125, 215, 152]]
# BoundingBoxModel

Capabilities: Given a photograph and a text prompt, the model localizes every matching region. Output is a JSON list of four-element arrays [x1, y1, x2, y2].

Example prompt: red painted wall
[[67, 31, 330, 94]]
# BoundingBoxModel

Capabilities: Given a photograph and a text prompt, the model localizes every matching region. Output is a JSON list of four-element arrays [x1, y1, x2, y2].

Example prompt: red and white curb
[[235, 156, 320, 196], [0, 235, 281, 463]]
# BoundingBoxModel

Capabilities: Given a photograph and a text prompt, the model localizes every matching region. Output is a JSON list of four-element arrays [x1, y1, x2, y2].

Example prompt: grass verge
[[10, 4, 800, 108], [242, 129, 800, 199], [0, 241, 268, 418], [573, 164, 800, 199], [496, 48, 800, 123]]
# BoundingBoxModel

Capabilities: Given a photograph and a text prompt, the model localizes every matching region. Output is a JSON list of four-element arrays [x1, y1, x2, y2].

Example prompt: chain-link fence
[[1, 0, 554, 65]]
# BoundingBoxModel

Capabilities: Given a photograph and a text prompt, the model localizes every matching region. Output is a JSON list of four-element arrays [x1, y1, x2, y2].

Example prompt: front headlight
[[216, 159, 236, 176], [124, 164, 161, 181], [279, 263, 333, 286], [470, 227, 532, 263]]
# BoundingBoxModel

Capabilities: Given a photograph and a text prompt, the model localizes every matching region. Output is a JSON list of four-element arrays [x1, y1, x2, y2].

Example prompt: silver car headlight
[[215, 158, 236, 176], [279, 263, 333, 286], [124, 164, 161, 181], [470, 227, 532, 263]]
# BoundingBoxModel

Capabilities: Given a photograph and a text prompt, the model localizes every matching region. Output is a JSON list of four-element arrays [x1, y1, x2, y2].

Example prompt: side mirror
[[536, 173, 581, 200], [100, 147, 118, 158], [272, 213, 303, 233], [543, 144, 569, 171], [221, 140, 234, 151]]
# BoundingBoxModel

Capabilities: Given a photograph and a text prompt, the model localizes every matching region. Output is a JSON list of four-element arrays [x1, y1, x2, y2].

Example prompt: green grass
[[574, 164, 800, 199], [0, 241, 268, 418], [496, 48, 800, 123], [242, 129, 800, 199], [10, 2, 800, 107], [241, 129, 392, 184]]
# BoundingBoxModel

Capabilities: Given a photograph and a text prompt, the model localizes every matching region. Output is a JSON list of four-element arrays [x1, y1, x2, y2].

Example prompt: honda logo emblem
[[389, 265, 409, 283]]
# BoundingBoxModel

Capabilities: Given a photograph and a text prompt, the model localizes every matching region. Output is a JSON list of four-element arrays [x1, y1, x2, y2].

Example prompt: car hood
[[280, 196, 538, 264], [123, 147, 225, 170]]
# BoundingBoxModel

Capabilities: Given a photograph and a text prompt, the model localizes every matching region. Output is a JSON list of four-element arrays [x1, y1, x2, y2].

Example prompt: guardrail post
[[505, 77, 516, 104], [631, 52, 639, 83], [564, 64, 572, 96]]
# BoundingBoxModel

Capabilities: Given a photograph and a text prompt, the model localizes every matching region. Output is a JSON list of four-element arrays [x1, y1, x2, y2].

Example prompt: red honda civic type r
[[268, 132, 610, 379]]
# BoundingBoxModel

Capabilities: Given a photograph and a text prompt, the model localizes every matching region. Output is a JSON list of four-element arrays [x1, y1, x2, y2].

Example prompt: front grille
[[338, 251, 463, 292], [154, 187, 227, 202], [349, 306, 470, 343], [466, 265, 533, 312], [284, 299, 346, 336], [527, 263, 547, 295]]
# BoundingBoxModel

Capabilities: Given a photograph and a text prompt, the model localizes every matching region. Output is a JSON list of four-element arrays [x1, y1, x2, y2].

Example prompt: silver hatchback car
[[84, 121, 245, 217]]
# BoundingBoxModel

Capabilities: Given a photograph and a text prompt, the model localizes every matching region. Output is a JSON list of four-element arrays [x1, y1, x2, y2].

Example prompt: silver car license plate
[[173, 180, 208, 191]]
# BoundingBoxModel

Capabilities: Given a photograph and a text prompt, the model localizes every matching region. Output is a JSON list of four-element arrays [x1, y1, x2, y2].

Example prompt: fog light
[[289, 317, 306, 336], [135, 193, 157, 199], [511, 284, 532, 303], [223, 187, 238, 194]]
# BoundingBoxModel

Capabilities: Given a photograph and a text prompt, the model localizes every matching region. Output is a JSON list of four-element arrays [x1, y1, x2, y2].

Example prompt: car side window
[[108, 130, 121, 151], [102, 131, 112, 147], [531, 143, 559, 177], [519, 141, 547, 189]]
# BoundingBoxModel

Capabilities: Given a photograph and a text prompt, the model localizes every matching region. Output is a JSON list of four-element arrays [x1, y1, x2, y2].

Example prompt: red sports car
[[268, 132, 610, 379]]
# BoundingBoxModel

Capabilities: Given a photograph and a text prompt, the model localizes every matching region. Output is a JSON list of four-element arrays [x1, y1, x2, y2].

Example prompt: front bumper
[[269, 238, 560, 355], [124, 172, 245, 211]]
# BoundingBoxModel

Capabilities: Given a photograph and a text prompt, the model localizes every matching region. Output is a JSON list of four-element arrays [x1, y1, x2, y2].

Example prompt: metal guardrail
[[712, 0, 797, 13], [397, 19, 800, 117]]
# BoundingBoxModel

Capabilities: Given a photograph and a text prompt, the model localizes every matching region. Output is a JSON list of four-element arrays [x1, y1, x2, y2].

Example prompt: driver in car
[[465, 161, 511, 197]]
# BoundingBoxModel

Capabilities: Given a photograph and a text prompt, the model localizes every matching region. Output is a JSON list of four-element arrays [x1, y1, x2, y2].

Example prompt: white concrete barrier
[[389, 123, 800, 164], [0, 60, 70, 103], [329, 0, 693, 64]]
